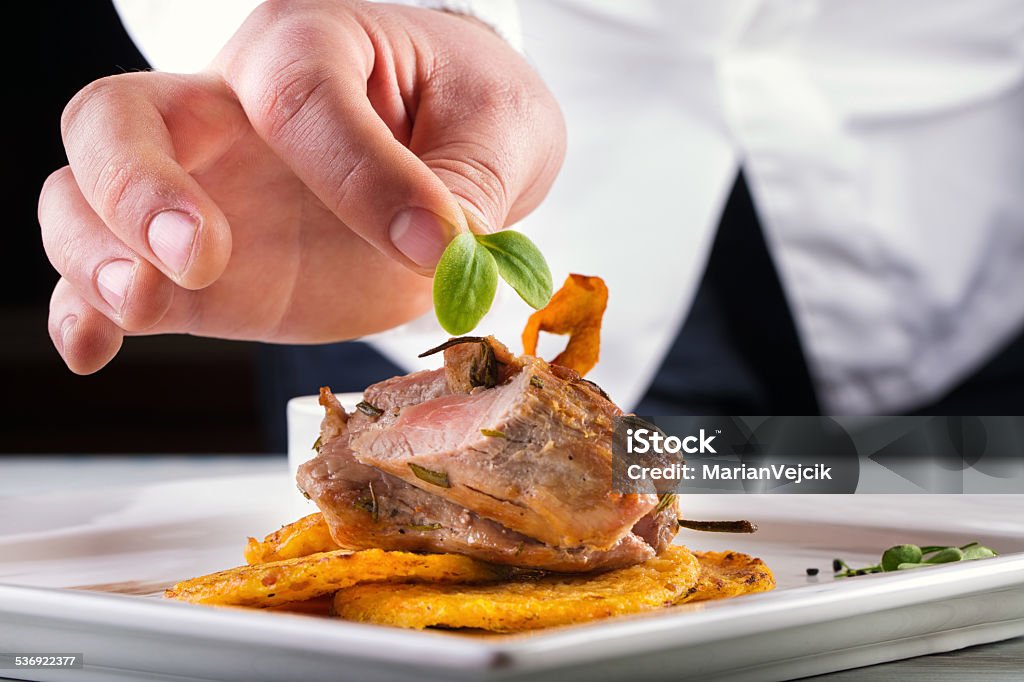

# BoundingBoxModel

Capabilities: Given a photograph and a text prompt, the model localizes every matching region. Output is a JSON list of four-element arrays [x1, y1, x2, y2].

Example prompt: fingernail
[[97, 259, 135, 315], [148, 210, 199, 275], [389, 208, 451, 268], [58, 314, 77, 354]]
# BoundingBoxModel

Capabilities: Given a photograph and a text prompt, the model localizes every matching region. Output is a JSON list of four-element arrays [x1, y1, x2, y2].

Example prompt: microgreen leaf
[[881, 544, 922, 571], [474, 230, 553, 309], [833, 540, 996, 578], [925, 547, 964, 564], [433, 232, 498, 335], [896, 562, 933, 571], [962, 545, 997, 560]]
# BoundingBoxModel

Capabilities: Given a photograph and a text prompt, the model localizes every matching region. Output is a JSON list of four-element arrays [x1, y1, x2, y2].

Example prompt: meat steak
[[296, 337, 678, 571]]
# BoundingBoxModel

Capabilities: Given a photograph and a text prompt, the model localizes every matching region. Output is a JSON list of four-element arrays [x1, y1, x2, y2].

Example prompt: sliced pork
[[350, 339, 655, 549], [297, 336, 679, 571], [298, 390, 659, 572]]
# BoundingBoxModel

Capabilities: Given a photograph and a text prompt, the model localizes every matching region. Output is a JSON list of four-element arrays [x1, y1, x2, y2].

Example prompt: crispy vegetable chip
[[522, 274, 608, 376], [332, 545, 700, 632], [244, 513, 340, 565], [165, 549, 502, 608], [679, 551, 776, 604]]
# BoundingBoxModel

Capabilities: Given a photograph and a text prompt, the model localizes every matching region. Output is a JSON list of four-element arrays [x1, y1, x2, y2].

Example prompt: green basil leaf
[[474, 230, 553, 309], [433, 232, 499, 335]]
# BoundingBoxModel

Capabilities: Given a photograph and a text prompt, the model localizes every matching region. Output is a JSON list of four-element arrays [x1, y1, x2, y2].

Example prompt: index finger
[[60, 71, 239, 288]]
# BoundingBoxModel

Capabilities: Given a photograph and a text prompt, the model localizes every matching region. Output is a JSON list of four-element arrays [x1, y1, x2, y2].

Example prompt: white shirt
[[115, 0, 1024, 414]]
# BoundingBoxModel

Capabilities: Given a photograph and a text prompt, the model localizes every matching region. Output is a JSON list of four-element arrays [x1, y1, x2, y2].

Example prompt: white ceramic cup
[[286, 392, 363, 480]]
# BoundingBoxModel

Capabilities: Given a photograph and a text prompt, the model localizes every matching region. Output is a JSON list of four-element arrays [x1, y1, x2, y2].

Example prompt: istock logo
[[626, 428, 717, 455]]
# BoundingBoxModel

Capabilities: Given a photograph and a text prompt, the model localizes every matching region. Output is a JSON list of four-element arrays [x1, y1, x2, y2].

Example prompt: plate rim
[[3, 552, 1024, 673]]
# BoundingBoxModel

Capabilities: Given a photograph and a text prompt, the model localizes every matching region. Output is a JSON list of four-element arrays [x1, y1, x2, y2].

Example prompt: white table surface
[[1, 455, 1020, 681]]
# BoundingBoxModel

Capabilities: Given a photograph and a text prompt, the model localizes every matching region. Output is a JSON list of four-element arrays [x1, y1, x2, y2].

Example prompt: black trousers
[[259, 172, 1024, 450]]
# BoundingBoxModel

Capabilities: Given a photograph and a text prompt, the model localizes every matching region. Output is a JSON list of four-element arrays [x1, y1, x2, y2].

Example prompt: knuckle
[[60, 76, 125, 141], [246, 0, 296, 27], [480, 80, 526, 115], [248, 0, 357, 31], [60, 75, 145, 224], [246, 22, 336, 145], [89, 153, 135, 222], [38, 202, 85, 276], [326, 150, 374, 216], [49, 226, 91, 280], [253, 55, 334, 145], [452, 72, 534, 123]]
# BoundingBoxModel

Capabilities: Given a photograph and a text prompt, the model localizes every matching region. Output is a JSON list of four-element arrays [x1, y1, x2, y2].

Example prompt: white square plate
[[1, 473, 1023, 682]]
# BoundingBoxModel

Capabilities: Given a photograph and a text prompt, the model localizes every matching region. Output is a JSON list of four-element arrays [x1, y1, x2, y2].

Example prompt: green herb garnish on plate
[[833, 541, 998, 578]]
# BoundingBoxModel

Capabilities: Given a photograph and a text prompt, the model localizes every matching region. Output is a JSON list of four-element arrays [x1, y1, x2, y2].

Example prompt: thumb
[[411, 75, 566, 240], [404, 7, 566, 237]]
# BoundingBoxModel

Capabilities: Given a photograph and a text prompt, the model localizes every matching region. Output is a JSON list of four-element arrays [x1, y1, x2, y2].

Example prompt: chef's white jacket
[[114, 0, 1024, 414]]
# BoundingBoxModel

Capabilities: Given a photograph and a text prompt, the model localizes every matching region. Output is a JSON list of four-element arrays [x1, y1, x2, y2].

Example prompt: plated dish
[[4, 275, 1021, 680], [2, 481, 1023, 682], [164, 275, 775, 630]]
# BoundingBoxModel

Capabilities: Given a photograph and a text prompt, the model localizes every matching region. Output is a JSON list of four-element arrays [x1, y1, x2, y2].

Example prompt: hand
[[39, 0, 565, 373]]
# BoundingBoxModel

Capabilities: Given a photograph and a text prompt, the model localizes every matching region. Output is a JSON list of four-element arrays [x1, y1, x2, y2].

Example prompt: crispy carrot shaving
[[521, 274, 608, 376]]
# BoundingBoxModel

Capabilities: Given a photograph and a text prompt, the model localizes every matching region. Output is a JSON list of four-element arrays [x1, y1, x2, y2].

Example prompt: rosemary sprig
[[654, 493, 676, 513], [367, 482, 378, 522], [678, 518, 758, 533], [417, 336, 488, 358], [356, 401, 384, 417], [408, 463, 450, 488]]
